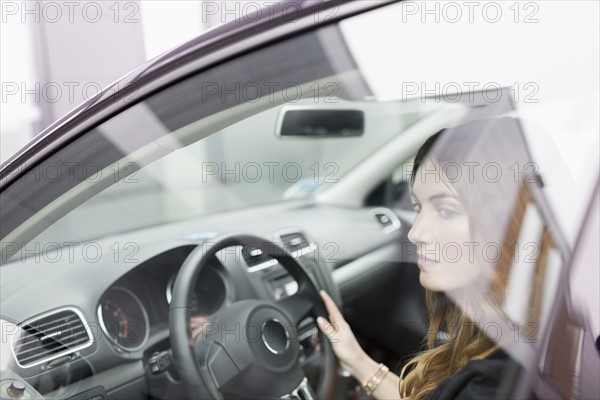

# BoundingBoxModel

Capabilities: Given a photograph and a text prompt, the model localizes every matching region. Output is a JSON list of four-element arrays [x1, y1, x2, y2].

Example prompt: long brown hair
[[399, 292, 499, 399], [400, 118, 532, 399]]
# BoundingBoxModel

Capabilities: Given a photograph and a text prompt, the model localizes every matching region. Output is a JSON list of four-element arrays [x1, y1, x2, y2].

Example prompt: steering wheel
[[169, 233, 336, 399]]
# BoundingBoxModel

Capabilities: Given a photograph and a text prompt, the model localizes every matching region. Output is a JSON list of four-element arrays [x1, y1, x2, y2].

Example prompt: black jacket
[[426, 349, 510, 400]]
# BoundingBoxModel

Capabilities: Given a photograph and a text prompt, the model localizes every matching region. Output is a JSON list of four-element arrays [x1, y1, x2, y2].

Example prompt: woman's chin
[[419, 272, 443, 292]]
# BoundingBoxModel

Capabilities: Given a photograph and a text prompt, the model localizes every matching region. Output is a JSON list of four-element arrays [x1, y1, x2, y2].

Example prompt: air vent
[[280, 232, 310, 252], [13, 308, 93, 367], [242, 245, 274, 271], [371, 208, 401, 233]]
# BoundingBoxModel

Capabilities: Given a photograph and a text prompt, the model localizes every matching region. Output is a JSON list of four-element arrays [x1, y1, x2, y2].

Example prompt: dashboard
[[0, 203, 416, 400]]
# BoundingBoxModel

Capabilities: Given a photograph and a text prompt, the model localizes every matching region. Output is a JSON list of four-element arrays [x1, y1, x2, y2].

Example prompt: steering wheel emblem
[[261, 318, 290, 354]]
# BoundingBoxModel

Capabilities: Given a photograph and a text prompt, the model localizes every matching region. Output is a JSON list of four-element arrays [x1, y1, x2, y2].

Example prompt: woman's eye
[[438, 207, 457, 219]]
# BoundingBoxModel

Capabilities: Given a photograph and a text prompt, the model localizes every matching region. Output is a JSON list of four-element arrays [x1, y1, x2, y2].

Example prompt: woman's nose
[[408, 212, 433, 245]]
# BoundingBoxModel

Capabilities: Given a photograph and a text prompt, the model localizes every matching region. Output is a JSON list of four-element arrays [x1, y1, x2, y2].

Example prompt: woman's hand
[[316, 290, 370, 372], [317, 290, 402, 399]]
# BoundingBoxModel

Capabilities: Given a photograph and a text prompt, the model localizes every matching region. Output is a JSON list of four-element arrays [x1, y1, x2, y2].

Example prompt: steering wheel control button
[[148, 357, 161, 374], [261, 319, 290, 354], [148, 351, 171, 375], [283, 377, 317, 400]]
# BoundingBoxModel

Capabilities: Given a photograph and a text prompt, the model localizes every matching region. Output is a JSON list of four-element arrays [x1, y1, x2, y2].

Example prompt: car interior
[[0, 1, 598, 399]]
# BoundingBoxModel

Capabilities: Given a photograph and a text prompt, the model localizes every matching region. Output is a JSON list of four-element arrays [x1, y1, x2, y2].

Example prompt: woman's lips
[[417, 252, 439, 269]]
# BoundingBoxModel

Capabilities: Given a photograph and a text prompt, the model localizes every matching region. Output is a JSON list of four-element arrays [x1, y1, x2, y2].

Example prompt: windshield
[[30, 99, 428, 243], [23, 100, 429, 246]]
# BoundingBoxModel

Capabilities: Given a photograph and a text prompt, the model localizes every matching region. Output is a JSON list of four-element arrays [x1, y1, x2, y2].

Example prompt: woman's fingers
[[316, 316, 324, 330], [319, 290, 344, 323], [316, 316, 335, 337]]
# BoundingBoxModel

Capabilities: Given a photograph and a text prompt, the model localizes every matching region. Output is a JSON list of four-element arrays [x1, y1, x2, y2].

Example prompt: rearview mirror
[[277, 108, 364, 138]]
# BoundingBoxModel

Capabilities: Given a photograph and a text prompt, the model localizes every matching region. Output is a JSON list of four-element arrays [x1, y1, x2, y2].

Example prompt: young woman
[[317, 117, 537, 399]]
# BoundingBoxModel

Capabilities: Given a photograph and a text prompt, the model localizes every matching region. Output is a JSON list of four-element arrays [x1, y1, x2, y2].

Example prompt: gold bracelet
[[361, 363, 389, 395]]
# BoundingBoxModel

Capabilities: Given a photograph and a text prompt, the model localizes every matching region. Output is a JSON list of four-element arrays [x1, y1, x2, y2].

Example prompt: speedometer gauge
[[166, 265, 228, 316], [98, 287, 149, 351]]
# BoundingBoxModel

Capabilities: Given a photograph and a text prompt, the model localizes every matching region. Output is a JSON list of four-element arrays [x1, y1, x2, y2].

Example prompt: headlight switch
[[0, 381, 30, 399]]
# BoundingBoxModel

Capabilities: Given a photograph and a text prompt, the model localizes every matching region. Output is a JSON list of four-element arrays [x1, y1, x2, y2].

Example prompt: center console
[[238, 230, 341, 368]]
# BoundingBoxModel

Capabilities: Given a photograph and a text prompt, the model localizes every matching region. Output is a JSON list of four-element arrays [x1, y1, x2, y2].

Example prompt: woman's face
[[408, 160, 483, 293]]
